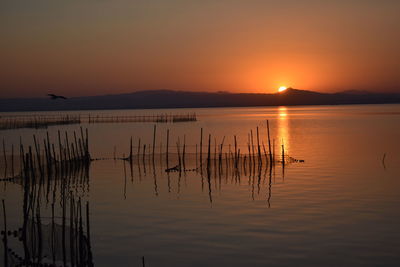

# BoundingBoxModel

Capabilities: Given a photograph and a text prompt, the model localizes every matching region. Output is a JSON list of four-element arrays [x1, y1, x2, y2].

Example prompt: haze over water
[[1, 104, 400, 266]]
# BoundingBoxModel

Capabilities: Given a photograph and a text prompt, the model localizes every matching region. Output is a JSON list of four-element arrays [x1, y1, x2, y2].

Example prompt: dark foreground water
[[1, 104, 400, 266]]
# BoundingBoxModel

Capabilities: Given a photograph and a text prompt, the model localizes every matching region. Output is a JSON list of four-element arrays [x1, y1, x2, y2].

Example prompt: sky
[[1, 0, 400, 98]]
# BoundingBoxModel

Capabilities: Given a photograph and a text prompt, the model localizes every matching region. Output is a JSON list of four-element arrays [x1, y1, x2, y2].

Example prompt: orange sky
[[1, 1, 400, 97]]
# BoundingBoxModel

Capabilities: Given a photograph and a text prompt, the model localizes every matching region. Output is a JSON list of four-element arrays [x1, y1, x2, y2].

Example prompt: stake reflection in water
[[1, 157, 93, 266], [121, 144, 292, 206], [0, 122, 303, 266]]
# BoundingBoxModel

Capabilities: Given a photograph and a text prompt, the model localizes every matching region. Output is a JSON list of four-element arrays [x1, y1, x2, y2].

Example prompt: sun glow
[[278, 86, 287, 92]]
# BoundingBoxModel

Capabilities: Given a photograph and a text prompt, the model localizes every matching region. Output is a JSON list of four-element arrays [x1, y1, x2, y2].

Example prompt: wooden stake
[[166, 129, 169, 166], [256, 126, 261, 163], [234, 135, 238, 169], [250, 130, 255, 165], [65, 132, 71, 162], [86, 128, 90, 160], [200, 128, 203, 168], [143, 144, 146, 162], [11, 144, 14, 177], [152, 125, 156, 161], [183, 135, 186, 170], [137, 138, 141, 160], [207, 134, 211, 170], [2, 199, 8, 266], [282, 139, 285, 167], [2, 139, 7, 170], [266, 120, 273, 164], [46, 132, 51, 164], [176, 138, 181, 169], [129, 137, 133, 161]]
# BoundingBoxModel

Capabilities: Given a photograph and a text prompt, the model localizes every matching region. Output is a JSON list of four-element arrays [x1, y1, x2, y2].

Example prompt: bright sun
[[278, 86, 287, 92]]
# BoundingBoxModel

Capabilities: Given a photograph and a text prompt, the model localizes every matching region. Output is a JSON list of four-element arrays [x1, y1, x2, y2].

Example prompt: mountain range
[[1, 88, 400, 112]]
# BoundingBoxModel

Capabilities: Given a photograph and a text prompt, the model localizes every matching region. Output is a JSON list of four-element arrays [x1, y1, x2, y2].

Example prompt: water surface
[[1, 104, 400, 266]]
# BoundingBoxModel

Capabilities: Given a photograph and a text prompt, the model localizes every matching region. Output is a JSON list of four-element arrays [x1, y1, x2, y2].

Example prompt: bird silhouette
[[47, 94, 67, 100]]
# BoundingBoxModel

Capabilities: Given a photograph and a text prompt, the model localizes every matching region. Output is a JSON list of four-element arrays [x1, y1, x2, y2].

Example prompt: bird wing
[[47, 94, 67, 99]]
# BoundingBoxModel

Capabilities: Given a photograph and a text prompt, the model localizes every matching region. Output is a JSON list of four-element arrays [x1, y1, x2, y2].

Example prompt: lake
[[1, 104, 400, 266]]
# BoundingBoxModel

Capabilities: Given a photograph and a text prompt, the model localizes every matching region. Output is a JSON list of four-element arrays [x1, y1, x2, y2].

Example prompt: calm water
[[1, 104, 400, 266]]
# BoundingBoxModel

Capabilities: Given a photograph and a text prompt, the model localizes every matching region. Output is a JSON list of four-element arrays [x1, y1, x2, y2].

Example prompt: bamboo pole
[[207, 134, 211, 171], [2, 199, 8, 266], [85, 128, 90, 160], [262, 143, 268, 164], [247, 133, 252, 170], [19, 137, 24, 174], [219, 136, 225, 171], [3, 139, 7, 172], [46, 132, 51, 165], [70, 195, 75, 267], [256, 126, 261, 164], [159, 141, 163, 165], [78, 199, 84, 265], [137, 138, 141, 160], [80, 127, 85, 155], [73, 131, 79, 160], [183, 135, 186, 170], [200, 128, 203, 168], [86, 202, 93, 267], [71, 144, 76, 163], [250, 130, 255, 166], [166, 129, 169, 166], [129, 137, 133, 161], [273, 139, 275, 164], [234, 135, 238, 169], [196, 144, 198, 170], [11, 144, 14, 177], [152, 125, 156, 162], [65, 132, 71, 162], [58, 130, 63, 163], [33, 135, 43, 178], [62, 181, 66, 266], [266, 120, 273, 164], [176, 138, 181, 170], [281, 139, 285, 167], [78, 138, 84, 161], [43, 139, 50, 169]]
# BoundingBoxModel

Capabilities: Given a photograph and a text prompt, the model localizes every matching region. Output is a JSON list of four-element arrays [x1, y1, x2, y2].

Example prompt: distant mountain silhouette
[[1, 89, 400, 112]]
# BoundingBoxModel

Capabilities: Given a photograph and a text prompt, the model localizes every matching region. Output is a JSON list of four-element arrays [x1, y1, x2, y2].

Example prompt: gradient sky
[[1, 0, 400, 97]]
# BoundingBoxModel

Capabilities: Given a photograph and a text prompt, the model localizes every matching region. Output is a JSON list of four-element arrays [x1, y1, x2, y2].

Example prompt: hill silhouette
[[1, 88, 400, 112]]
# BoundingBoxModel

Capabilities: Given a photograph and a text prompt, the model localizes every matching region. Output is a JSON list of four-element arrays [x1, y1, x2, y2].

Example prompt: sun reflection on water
[[278, 106, 289, 154]]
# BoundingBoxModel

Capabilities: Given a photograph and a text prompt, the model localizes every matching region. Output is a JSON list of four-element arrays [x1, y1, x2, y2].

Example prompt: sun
[[278, 86, 287, 92]]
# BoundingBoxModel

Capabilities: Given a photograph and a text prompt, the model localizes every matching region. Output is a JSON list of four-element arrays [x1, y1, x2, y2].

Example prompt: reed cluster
[[1, 128, 93, 266], [0, 121, 305, 266], [2, 197, 93, 267], [123, 120, 302, 175], [1, 127, 91, 183]]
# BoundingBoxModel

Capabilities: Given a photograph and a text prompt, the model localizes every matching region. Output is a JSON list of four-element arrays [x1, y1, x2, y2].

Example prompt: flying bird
[[47, 94, 67, 100]]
